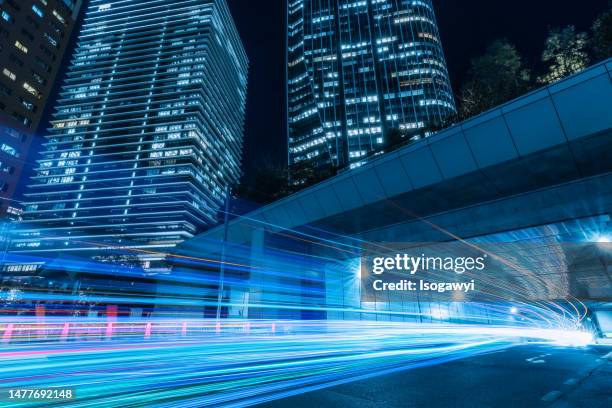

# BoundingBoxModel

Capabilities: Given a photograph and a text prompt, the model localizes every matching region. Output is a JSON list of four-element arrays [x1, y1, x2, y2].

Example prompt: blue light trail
[[0, 319, 593, 408]]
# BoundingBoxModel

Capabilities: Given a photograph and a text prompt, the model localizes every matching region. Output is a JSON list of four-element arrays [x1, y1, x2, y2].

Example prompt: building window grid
[[288, 0, 455, 169], [19, 0, 248, 253]]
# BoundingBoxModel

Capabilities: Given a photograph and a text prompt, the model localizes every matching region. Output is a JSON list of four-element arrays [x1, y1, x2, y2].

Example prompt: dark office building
[[11, 0, 248, 267], [287, 0, 456, 171], [0, 0, 82, 217]]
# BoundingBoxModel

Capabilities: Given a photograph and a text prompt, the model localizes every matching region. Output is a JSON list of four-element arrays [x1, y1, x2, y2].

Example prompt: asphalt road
[[257, 345, 611, 408]]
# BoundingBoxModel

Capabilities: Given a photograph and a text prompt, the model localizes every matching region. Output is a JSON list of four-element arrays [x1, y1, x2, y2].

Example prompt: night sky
[[227, 0, 609, 181]]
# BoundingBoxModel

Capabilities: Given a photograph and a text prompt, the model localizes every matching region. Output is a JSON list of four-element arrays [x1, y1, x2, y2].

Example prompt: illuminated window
[[23, 82, 41, 98], [12, 112, 32, 127], [32, 4, 44, 18], [2, 164, 15, 174], [43, 32, 58, 48], [2, 10, 13, 23], [1, 144, 18, 157], [19, 97, 36, 112], [14, 40, 28, 54], [52, 10, 65, 25], [2, 68, 16, 81]]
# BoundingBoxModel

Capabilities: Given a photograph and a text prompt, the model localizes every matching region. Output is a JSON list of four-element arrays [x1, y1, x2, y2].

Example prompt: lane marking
[[526, 354, 548, 364]]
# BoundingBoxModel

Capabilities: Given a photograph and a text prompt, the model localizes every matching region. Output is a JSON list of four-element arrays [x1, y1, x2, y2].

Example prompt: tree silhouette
[[538, 26, 589, 84], [592, 3, 612, 61], [459, 39, 532, 118]]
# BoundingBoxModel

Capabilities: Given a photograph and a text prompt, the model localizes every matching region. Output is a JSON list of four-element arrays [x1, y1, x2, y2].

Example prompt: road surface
[[258, 345, 611, 408]]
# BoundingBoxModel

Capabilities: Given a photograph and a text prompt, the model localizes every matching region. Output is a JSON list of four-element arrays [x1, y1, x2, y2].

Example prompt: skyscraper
[[287, 0, 455, 170], [13, 0, 248, 262], [0, 0, 83, 218]]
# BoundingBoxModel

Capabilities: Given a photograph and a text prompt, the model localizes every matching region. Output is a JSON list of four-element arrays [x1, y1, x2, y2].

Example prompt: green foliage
[[538, 26, 589, 84], [290, 160, 337, 189], [385, 128, 405, 150], [425, 113, 461, 133], [239, 4, 612, 206], [592, 4, 612, 61], [235, 159, 338, 204], [458, 39, 532, 118], [289, 160, 319, 186], [367, 128, 418, 157], [234, 162, 290, 204]]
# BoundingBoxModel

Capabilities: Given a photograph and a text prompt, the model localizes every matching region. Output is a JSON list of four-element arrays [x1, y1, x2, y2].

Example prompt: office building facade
[[287, 0, 455, 170], [0, 0, 83, 217], [14, 0, 248, 260]]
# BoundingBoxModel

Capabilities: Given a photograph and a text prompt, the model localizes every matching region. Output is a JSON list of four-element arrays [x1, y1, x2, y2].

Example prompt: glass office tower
[[0, 0, 83, 218], [14, 0, 248, 259], [287, 0, 455, 170]]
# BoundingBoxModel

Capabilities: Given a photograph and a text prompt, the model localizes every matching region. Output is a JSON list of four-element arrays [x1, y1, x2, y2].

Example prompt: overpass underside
[[176, 61, 612, 334], [175, 172, 611, 327]]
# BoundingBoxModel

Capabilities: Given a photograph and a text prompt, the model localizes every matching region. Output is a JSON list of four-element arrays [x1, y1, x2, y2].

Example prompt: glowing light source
[[548, 329, 593, 347], [0, 319, 596, 407], [430, 308, 449, 320]]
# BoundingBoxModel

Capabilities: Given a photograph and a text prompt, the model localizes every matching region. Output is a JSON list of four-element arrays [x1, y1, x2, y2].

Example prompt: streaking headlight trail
[[0, 319, 592, 408]]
